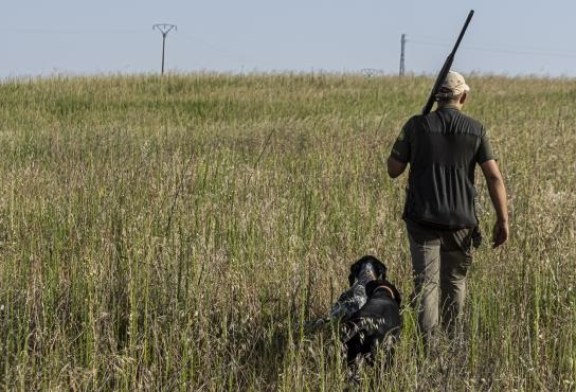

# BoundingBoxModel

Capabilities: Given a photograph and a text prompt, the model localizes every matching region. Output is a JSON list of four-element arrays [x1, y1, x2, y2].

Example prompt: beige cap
[[435, 70, 470, 100]]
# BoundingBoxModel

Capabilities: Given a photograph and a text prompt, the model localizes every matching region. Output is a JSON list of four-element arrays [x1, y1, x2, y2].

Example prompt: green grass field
[[0, 73, 574, 391]]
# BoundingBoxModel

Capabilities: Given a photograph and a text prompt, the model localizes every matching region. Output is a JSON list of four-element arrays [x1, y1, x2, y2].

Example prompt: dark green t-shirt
[[390, 106, 495, 229]]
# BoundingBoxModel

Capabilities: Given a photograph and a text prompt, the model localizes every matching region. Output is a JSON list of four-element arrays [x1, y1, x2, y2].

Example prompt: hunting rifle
[[422, 10, 475, 115]]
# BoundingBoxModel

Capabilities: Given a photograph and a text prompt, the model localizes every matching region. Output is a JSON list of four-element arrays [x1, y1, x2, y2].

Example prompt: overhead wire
[[408, 36, 576, 58]]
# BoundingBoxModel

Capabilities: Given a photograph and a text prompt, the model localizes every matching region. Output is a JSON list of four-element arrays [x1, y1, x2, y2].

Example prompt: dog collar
[[373, 285, 396, 300]]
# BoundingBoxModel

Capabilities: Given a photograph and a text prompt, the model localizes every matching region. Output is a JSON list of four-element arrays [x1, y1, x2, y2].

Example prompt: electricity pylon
[[153, 23, 177, 75]]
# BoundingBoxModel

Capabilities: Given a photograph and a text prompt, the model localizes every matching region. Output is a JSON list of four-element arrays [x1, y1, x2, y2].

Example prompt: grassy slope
[[0, 73, 574, 391]]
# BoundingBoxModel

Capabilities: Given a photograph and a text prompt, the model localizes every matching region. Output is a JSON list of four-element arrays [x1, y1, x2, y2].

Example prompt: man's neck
[[437, 103, 463, 111]]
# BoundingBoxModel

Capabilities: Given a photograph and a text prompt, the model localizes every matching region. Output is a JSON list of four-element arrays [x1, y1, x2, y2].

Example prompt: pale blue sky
[[1, 0, 575, 79]]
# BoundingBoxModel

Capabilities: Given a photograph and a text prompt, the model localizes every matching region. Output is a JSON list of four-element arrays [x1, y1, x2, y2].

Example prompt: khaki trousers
[[406, 220, 473, 340]]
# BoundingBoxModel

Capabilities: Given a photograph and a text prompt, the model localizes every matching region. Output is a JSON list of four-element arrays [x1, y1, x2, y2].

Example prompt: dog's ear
[[348, 267, 357, 286], [370, 257, 388, 280], [348, 258, 363, 286]]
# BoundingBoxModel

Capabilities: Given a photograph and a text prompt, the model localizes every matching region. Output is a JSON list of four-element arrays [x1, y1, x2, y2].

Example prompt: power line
[[408, 37, 576, 58], [0, 28, 145, 35]]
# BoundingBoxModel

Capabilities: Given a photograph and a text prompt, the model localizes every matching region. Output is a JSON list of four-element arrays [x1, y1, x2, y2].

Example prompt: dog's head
[[348, 255, 388, 286], [330, 255, 390, 321]]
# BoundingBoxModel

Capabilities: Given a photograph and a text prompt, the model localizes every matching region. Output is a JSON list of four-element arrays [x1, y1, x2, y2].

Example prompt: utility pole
[[399, 34, 406, 76], [153, 23, 177, 75]]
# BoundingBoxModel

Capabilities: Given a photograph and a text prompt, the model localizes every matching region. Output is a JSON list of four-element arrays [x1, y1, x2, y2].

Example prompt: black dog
[[331, 255, 402, 368], [342, 278, 402, 367]]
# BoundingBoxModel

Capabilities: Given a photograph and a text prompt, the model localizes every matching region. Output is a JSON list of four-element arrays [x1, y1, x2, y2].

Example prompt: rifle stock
[[422, 10, 474, 115]]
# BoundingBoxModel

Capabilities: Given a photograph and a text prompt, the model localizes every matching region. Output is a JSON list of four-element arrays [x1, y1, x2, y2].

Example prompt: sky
[[1, 0, 576, 80]]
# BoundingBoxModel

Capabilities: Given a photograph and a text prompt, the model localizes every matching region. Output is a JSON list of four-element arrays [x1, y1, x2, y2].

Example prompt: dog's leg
[[346, 357, 362, 387]]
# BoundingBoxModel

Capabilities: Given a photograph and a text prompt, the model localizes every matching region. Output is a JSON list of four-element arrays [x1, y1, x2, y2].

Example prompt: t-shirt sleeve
[[390, 118, 413, 163], [476, 128, 496, 164]]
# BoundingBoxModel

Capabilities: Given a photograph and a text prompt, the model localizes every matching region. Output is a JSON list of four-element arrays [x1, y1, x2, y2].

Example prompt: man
[[387, 71, 509, 344]]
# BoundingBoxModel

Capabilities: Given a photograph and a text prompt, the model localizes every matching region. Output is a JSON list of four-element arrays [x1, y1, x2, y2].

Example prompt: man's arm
[[480, 159, 509, 248], [387, 156, 407, 178]]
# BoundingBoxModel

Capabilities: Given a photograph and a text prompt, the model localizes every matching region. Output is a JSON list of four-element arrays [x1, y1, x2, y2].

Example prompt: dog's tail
[[302, 317, 331, 334]]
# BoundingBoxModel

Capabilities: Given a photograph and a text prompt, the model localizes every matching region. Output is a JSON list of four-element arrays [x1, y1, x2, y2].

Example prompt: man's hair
[[436, 91, 465, 106]]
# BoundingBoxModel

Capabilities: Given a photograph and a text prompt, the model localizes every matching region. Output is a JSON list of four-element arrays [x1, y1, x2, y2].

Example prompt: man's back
[[391, 106, 494, 229]]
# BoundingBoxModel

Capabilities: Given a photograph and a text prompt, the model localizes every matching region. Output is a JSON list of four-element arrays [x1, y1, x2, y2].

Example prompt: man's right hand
[[481, 160, 509, 249]]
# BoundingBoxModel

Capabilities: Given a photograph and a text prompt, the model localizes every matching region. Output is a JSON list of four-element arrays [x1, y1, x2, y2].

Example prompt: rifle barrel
[[422, 10, 474, 115]]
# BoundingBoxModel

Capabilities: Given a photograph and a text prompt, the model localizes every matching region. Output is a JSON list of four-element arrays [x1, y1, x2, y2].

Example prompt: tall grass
[[0, 73, 574, 390]]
